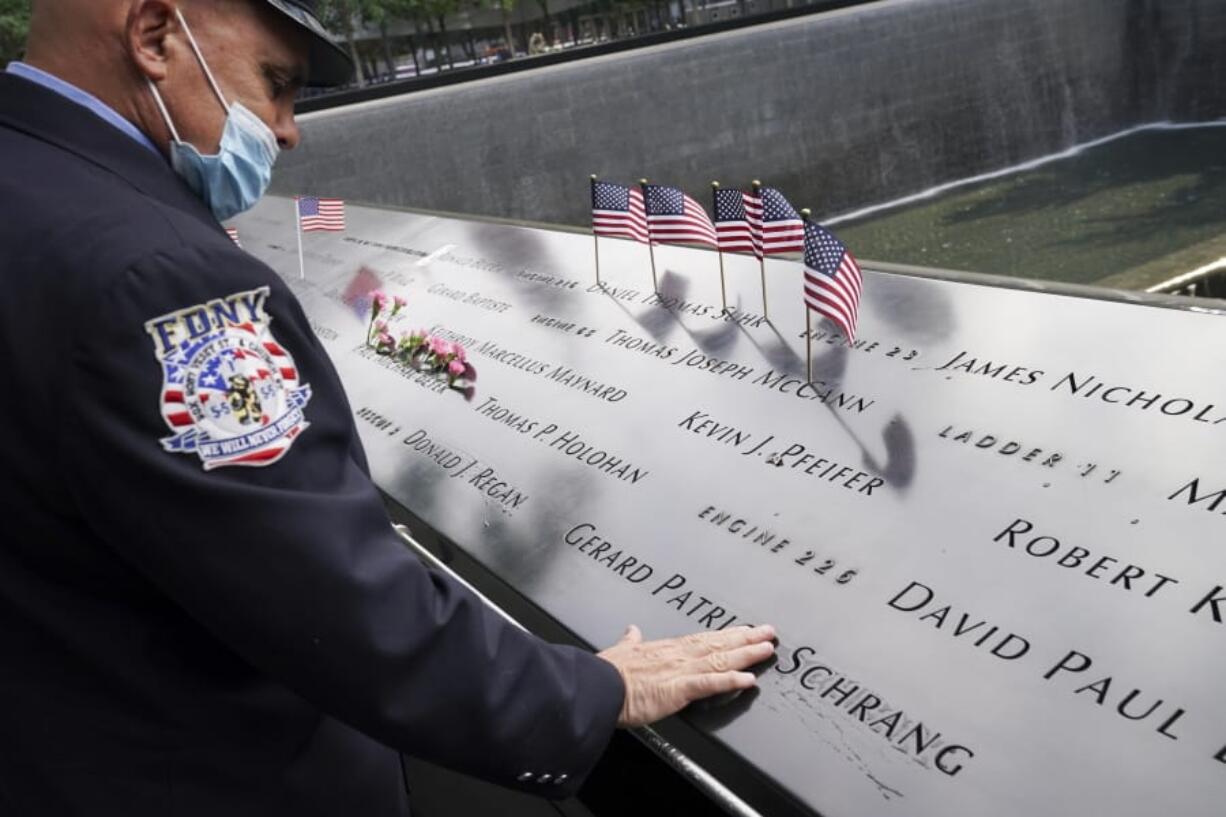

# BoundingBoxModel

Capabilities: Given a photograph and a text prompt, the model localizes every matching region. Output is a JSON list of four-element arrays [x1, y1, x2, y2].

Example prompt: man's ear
[[126, 0, 179, 82]]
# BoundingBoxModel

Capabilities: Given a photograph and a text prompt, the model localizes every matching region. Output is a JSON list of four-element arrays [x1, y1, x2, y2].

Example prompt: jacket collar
[[0, 72, 217, 225]]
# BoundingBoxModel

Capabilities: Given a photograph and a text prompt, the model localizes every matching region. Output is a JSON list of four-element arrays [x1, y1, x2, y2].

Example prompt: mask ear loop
[[146, 79, 184, 145], [174, 8, 231, 111]]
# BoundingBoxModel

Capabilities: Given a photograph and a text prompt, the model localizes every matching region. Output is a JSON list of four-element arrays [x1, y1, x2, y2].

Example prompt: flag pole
[[641, 178, 657, 293], [293, 196, 306, 280], [806, 308, 813, 384], [649, 241, 658, 294], [752, 179, 766, 319], [712, 180, 728, 313], [590, 175, 601, 287], [801, 209, 813, 383]]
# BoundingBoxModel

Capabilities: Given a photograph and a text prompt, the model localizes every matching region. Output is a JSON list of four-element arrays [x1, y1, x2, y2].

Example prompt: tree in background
[[415, 0, 459, 71], [2, 0, 521, 87], [316, 0, 421, 85], [319, 0, 478, 80], [315, 0, 368, 85], [484, 0, 518, 58], [0, 0, 31, 65], [358, 0, 420, 78]]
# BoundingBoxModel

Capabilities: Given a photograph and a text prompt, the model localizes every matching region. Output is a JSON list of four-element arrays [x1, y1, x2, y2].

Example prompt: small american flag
[[642, 183, 718, 247], [713, 188, 762, 258], [803, 220, 863, 341], [297, 196, 345, 232], [591, 179, 648, 243], [224, 227, 241, 247], [760, 187, 805, 255], [341, 266, 384, 319]]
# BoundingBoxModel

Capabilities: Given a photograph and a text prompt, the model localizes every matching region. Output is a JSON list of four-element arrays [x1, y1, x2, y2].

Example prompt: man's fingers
[[681, 670, 757, 702], [602, 625, 778, 727], [701, 641, 775, 673], [618, 624, 643, 646], [677, 624, 776, 656]]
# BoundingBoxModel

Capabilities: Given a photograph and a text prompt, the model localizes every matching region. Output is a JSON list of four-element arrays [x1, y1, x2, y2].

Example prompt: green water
[[833, 126, 1226, 289]]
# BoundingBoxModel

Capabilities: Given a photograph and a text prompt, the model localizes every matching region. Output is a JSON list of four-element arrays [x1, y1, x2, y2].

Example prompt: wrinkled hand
[[597, 624, 777, 728]]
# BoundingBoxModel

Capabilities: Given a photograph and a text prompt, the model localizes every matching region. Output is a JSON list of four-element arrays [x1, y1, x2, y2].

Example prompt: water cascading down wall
[[272, 0, 1226, 226]]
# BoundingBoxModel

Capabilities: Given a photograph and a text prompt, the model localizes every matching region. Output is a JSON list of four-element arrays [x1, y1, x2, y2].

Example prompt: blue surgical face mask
[[147, 9, 280, 222]]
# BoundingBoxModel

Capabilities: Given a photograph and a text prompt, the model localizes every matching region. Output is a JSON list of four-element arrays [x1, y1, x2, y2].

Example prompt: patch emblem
[[144, 286, 311, 470]]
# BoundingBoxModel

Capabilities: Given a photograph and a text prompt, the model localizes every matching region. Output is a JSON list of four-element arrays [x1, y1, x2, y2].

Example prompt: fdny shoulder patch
[[143, 286, 312, 470]]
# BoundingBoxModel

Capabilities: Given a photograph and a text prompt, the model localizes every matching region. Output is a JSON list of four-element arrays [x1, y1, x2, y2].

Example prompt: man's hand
[[596, 624, 777, 728]]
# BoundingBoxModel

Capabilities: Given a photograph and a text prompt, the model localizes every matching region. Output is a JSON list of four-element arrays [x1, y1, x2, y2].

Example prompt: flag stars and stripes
[[762, 188, 800, 221], [714, 188, 761, 257], [591, 179, 648, 244], [642, 183, 718, 248], [297, 196, 345, 232], [587, 179, 863, 334], [713, 188, 747, 221], [644, 185, 685, 215], [745, 191, 764, 259], [760, 187, 805, 255], [593, 181, 630, 211], [803, 220, 863, 342]]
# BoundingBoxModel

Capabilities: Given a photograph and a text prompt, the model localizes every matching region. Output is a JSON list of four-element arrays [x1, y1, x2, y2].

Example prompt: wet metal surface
[[234, 196, 1226, 817]]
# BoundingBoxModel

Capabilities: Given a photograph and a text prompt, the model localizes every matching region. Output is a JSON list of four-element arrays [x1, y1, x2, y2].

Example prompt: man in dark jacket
[[0, 1, 776, 814]]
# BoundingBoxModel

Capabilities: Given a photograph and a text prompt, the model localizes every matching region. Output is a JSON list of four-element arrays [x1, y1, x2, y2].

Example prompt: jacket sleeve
[[58, 241, 623, 797]]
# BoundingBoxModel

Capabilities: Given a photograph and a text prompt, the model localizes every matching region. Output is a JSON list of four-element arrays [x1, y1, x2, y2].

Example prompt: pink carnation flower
[[371, 291, 389, 315], [428, 337, 451, 358], [447, 359, 466, 378], [450, 343, 468, 363], [393, 295, 407, 312]]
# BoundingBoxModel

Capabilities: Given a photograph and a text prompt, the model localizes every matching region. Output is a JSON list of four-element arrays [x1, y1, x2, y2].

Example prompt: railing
[[1145, 262, 1226, 299], [298, 0, 871, 114], [864, 259, 1226, 313]]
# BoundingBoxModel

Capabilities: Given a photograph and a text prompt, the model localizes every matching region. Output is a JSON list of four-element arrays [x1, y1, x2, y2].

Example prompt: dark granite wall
[[271, 0, 1226, 225]]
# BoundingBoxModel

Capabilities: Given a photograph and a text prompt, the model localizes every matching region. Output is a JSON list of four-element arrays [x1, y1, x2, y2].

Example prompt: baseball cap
[[263, 0, 354, 87]]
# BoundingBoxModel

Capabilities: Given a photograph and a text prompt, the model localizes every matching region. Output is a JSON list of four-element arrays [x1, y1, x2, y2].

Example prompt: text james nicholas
[[936, 351, 1226, 425]]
